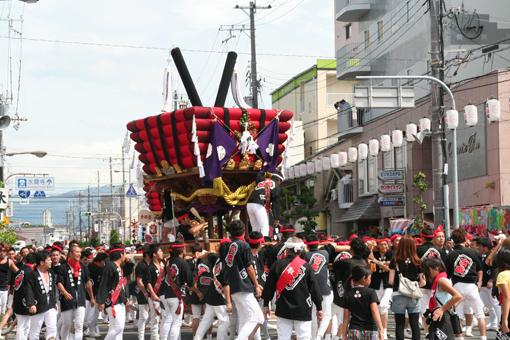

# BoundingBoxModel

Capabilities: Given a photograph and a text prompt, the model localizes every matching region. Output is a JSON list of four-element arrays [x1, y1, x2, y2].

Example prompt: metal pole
[[356, 73, 458, 236], [249, 1, 258, 108], [121, 148, 126, 241], [0, 130, 3, 183], [452, 128, 459, 229]]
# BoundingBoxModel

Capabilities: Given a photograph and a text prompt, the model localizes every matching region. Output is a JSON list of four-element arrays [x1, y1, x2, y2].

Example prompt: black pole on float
[[215, 51, 237, 107], [171, 48, 203, 107]]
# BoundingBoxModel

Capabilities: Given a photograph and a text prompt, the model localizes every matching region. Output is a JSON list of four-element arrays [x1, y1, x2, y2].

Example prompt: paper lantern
[[486, 99, 501, 122], [288, 167, 295, 179], [392, 130, 403, 148], [464, 104, 478, 126], [322, 157, 331, 171], [299, 164, 307, 177], [339, 152, 348, 166], [369, 139, 379, 156], [406, 123, 417, 142], [358, 143, 368, 160], [330, 153, 340, 168], [314, 158, 323, 173], [380, 134, 391, 152], [348, 147, 358, 163], [419, 118, 431, 132], [445, 109, 458, 130], [306, 162, 315, 175]]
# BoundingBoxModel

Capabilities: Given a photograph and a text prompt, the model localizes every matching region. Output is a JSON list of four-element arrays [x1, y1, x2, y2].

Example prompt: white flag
[[130, 151, 136, 170]]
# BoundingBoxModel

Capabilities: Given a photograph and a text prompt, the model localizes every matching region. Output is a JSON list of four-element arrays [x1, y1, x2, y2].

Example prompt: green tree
[[0, 221, 16, 245], [282, 186, 318, 235], [412, 171, 429, 233], [89, 234, 100, 248], [109, 229, 121, 244]]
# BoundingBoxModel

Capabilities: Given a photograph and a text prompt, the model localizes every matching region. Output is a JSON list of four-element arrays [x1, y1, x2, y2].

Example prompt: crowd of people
[[3, 220, 510, 340]]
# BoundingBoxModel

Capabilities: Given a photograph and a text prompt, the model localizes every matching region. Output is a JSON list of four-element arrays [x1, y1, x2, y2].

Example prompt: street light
[[5, 151, 47, 158]]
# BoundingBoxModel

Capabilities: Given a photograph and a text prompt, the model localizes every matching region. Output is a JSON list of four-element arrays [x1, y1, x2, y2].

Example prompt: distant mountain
[[11, 185, 122, 226]]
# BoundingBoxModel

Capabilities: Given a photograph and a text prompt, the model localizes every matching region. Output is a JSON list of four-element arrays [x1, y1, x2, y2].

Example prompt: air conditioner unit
[[330, 189, 337, 201]]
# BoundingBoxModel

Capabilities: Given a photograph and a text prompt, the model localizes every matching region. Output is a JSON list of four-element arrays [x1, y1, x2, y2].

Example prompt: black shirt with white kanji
[[31, 269, 57, 314], [481, 253, 493, 287], [224, 238, 255, 294], [248, 177, 281, 220], [12, 265, 36, 315], [344, 286, 379, 331], [418, 242, 447, 289], [332, 256, 369, 307], [96, 261, 127, 308], [304, 249, 331, 296], [252, 252, 267, 286], [446, 245, 482, 285], [262, 255, 322, 322], [148, 261, 166, 296], [161, 256, 192, 299], [204, 259, 226, 306], [57, 262, 90, 312]]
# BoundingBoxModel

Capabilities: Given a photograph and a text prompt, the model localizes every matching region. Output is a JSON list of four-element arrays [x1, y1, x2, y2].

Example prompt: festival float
[[126, 48, 293, 249]]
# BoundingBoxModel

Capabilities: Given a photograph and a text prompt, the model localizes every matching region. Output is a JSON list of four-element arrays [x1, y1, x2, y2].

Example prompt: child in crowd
[[341, 265, 384, 340]]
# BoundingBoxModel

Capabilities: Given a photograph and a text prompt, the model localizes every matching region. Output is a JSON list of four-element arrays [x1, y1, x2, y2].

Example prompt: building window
[[358, 156, 378, 195], [383, 150, 394, 170], [377, 21, 383, 42], [345, 24, 352, 40], [364, 30, 370, 49]]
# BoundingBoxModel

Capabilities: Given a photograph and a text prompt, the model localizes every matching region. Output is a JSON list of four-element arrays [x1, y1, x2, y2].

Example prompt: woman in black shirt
[[389, 236, 425, 340]]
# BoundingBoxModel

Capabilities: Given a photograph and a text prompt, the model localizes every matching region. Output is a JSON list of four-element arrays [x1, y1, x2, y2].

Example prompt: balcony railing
[[335, 0, 371, 22], [337, 107, 365, 138], [338, 176, 354, 209], [336, 42, 371, 79]]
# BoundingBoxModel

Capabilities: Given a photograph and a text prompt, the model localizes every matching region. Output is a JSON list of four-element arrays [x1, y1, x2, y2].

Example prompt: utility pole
[[429, 0, 445, 227], [78, 192, 82, 240], [97, 170, 101, 239], [121, 147, 126, 241], [87, 185, 91, 240], [234, 1, 271, 108]]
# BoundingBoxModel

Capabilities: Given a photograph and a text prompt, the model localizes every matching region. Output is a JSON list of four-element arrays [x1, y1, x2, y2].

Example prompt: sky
[[0, 0, 334, 194]]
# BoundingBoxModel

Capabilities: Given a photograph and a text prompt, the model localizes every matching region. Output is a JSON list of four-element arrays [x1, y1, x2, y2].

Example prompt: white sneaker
[[465, 328, 473, 337], [488, 323, 499, 331], [404, 329, 412, 339]]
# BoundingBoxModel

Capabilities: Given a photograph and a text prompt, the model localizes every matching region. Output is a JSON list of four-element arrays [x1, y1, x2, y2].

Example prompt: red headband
[[305, 241, 320, 246], [376, 238, 390, 244], [177, 213, 189, 222], [109, 248, 125, 254], [281, 228, 295, 233], [52, 245, 63, 252], [171, 243, 186, 249], [390, 234, 402, 242], [336, 241, 349, 246], [249, 237, 265, 245], [433, 225, 444, 238], [348, 234, 359, 241]]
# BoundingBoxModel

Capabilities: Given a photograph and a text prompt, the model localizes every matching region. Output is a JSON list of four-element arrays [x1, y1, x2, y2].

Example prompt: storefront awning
[[336, 196, 380, 223]]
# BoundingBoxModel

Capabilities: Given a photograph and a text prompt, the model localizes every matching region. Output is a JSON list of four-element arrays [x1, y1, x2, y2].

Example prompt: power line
[[0, 35, 332, 59]]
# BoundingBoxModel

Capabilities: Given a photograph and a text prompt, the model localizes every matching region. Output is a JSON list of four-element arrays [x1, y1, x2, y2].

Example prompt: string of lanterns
[[285, 99, 501, 180]]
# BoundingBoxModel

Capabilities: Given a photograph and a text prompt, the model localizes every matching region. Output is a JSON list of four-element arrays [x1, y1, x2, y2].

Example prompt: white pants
[[277, 317, 312, 340], [0, 291, 8, 315], [420, 288, 432, 314], [247, 203, 270, 237], [453, 282, 485, 319], [15, 314, 31, 340], [194, 304, 230, 340], [377, 287, 393, 315], [191, 304, 202, 320], [312, 292, 333, 339], [480, 286, 501, 326], [30, 308, 57, 340], [160, 297, 183, 340], [104, 303, 126, 340], [138, 304, 150, 340], [85, 300, 99, 335], [331, 303, 344, 337], [61, 306, 86, 340], [149, 300, 161, 340], [232, 292, 264, 340]]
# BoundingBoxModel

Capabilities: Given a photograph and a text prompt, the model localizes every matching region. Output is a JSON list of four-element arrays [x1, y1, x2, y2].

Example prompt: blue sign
[[126, 184, 138, 198], [33, 191, 46, 199], [378, 195, 405, 207], [18, 190, 31, 199]]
